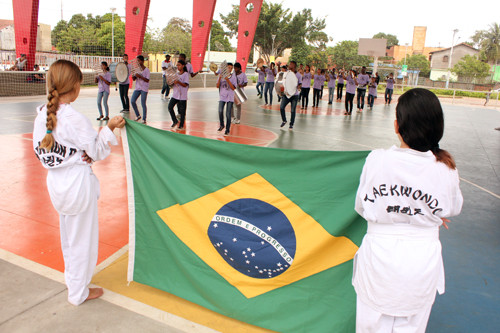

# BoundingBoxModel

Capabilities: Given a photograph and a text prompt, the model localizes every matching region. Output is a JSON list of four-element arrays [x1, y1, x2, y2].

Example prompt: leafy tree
[[220, 1, 329, 62], [471, 22, 500, 64], [210, 20, 233, 52], [289, 42, 312, 66], [330, 40, 370, 70], [397, 54, 430, 77], [143, 17, 192, 56], [452, 54, 491, 82], [373, 32, 399, 48]]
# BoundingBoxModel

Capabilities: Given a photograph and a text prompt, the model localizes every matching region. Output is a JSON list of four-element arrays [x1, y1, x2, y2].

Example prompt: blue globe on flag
[[208, 198, 297, 279]]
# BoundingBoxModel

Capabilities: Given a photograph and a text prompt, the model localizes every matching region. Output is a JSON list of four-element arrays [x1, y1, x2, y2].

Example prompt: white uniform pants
[[59, 198, 99, 305], [356, 297, 433, 333]]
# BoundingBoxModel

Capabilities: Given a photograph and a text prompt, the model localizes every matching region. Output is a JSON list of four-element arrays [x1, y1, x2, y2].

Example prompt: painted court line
[[0, 248, 218, 333]]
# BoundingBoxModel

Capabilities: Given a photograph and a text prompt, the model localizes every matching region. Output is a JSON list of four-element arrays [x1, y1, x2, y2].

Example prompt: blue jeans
[[368, 94, 375, 108], [385, 88, 393, 103], [328, 87, 334, 103], [218, 101, 233, 132], [264, 82, 274, 104], [280, 94, 299, 126], [97, 91, 109, 117], [357, 88, 366, 109], [161, 76, 170, 97], [131, 90, 148, 120], [256, 82, 264, 95]]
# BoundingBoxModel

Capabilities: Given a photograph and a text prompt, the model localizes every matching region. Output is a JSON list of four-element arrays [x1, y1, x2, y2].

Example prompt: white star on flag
[[242, 251, 246, 254], [232, 238, 237, 242], [261, 241, 265, 245], [251, 252, 256, 257], [277, 262, 282, 267], [213, 223, 218, 228], [247, 248, 251, 252], [246, 260, 250, 264], [267, 226, 272, 231]]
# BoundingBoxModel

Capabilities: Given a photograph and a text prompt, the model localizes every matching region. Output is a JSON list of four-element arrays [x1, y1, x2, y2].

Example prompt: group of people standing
[[254, 63, 397, 116]]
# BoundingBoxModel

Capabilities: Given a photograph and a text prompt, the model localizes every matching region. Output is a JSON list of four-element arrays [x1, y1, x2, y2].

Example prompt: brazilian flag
[[122, 119, 369, 332]]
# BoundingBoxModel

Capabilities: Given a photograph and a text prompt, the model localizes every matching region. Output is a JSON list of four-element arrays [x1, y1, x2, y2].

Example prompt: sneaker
[[135, 116, 141, 121], [103, 116, 109, 121], [178, 126, 184, 130], [289, 125, 293, 130], [121, 109, 130, 113], [171, 121, 178, 128], [96, 115, 103, 120], [235, 119, 240, 124], [218, 125, 225, 132], [280, 121, 287, 128], [224, 130, 229, 136], [142, 120, 147, 124]]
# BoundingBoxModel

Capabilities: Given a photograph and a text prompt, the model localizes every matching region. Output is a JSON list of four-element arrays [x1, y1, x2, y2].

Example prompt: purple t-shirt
[[265, 68, 276, 83], [368, 82, 378, 96], [313, 74, 325, 90], [346, 76, 357, 94], [236, 72, 248, 90], [357, 74, 370, 89], [386, 78, 395, 90], [186, 63, 194, 75], [256, 69, 266, 83], [327, 73, 336, 88], [302, 72, 312, 88], [172, 71, 189, 100], [219, 74, 238, 102], [98, 72, 112, 93], [134, 67, 150, 92], [338, 75, 344, 84]]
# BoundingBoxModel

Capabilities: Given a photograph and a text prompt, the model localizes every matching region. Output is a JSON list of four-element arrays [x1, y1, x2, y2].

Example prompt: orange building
[[386, 26, 444, 62]]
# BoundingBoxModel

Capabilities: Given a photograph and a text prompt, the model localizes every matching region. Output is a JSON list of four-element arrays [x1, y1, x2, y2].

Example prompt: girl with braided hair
[[33, 59, 125, 305]]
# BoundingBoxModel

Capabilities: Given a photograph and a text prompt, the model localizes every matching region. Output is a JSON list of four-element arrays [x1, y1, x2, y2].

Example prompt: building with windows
[[428, 43, 479, 81]]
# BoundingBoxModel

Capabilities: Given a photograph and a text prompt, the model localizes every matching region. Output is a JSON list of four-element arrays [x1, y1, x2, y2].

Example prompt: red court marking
[[0, 122, 277, 271]]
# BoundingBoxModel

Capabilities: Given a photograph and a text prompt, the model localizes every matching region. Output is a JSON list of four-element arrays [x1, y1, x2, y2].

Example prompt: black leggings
[[313, 88, 321, 106], [337, 83, 344, 100], [345, 92, 355, 114], [301, 88, 310, 107]]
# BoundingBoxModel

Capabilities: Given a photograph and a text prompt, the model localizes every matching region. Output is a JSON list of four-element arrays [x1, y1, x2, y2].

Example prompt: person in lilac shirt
[[301, 65, 312, 109], [385, 73, 395, 104], [233, 62, 248, 124], [344, 69, 358, 115], [255, 65, 266, 98], [356, 66, 370, 112], [263, 62, 276, 105], [337, 69, 345, 101], [131, 55, 150, 124], [367, 76, 378, 109], [168, 60, 189, 130], [327, 68, 337, 104], [95, 61, 111, 121], [312, 69, 325, 107], [279, 61, 302, 129], [217, 62, 237, 135], [179, 53, 200, 78], [118, 54, 131, 113]]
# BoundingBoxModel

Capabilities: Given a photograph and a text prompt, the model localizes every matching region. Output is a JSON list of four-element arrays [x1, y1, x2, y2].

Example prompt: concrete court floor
[[0, 85, 499, 333]]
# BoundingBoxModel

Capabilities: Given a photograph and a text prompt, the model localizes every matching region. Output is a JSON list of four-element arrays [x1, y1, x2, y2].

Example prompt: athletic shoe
[[280, 121, 287, 128], [96, 115, 103, 120], [142, 120, 147, 124], [103, 116, 109, 121], [235, 119, 240, 124], [171, 121, 178, 128], [218, 125, 224, 132], [289, 125, 293, 130], [224, 130, 229, 135]]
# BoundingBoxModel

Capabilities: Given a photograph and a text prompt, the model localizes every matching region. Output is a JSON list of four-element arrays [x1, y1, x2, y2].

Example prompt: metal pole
[[446, 29, 458, 89], [271, 34, 276, 60], [111, 8, 116, 59]]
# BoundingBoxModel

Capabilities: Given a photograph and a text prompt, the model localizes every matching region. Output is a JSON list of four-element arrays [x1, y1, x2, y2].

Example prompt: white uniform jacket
[[33, 104, 117, 215], [353, 146, 463, 316]]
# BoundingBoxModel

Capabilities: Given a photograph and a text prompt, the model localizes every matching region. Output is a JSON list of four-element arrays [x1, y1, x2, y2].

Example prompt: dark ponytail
[[396, 88, 456, 169]]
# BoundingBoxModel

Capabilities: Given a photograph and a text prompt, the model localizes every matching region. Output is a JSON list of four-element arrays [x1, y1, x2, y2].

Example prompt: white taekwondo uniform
[[353, 146, 463, 333], [33, 103, 118, 305]]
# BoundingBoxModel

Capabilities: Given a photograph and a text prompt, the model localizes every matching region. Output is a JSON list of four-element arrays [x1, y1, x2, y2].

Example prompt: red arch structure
[[12, 0, 262, 71]]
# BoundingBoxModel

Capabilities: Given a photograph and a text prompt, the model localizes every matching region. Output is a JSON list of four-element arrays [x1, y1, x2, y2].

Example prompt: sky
[[1, 0, 498, 48]]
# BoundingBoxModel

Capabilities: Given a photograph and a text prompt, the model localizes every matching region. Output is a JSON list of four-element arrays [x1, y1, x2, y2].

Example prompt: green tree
[[330, 40, 370, 69], [471, 22, 500, 64], [161, 17, 192, 57], [289, 42, 312, 66], [220, 1, 329, 62], [210, 20, 233, 52], [397, 54, 430, 77], [372, 32, 399, 48], [452, 54, 491, 82]]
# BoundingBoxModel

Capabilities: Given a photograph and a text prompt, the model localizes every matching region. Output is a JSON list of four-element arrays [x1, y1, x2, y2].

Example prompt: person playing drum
[[279, 61, 302, 130]]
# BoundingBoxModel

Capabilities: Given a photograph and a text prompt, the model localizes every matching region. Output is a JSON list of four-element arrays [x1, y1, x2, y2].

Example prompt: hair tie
[[46, 130, 52, 134], [432, 144, 440, 150]]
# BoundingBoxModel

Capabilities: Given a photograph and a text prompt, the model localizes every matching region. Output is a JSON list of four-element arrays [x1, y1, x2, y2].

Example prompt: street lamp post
[[111, 7, 116, 60], [446, 29, 459, 89], [403, 43, 408, 91], [271, 34, 276, 61]]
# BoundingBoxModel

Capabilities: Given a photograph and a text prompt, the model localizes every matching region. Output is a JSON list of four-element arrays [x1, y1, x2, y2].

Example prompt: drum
[[234, 86, 248, 104], [283, 71, 299, 98], [274, 72, 285, 97], [109, 62, 129, 83], [165, 66, 179, 86]]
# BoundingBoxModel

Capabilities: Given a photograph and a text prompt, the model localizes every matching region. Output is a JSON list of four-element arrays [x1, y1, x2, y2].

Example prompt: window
[[443, 55, 449, 62]]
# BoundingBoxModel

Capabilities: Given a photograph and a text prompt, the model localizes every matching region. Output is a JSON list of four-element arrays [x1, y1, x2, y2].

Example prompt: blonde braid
[[40, 87, 59, 150]]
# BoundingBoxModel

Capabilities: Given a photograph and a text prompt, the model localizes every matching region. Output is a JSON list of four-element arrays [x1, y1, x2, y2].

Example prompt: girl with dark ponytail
[[33, 59, 125, 306], [352, 88, 463, 332]]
